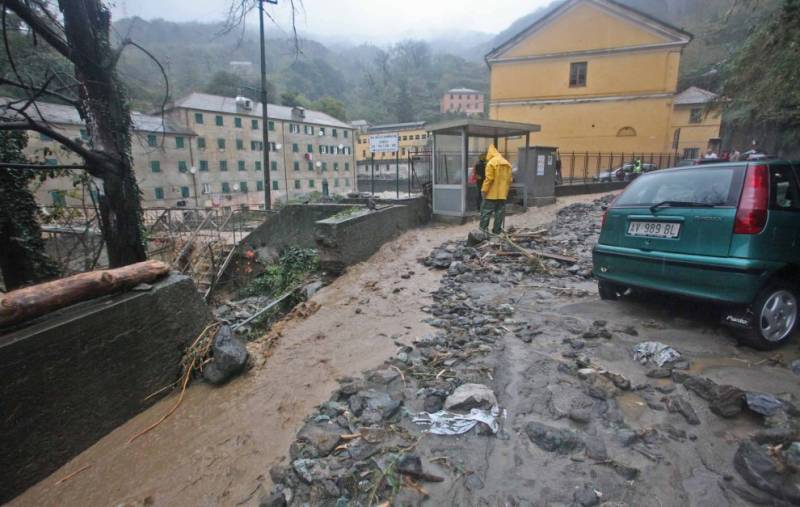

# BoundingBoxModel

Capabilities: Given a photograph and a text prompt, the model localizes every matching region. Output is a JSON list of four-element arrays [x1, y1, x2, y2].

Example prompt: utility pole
[[259, 0, 273, 209]]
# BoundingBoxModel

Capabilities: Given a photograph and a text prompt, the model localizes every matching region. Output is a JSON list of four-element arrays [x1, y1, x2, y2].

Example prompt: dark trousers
[[475, 180, 484, 209], [479, 199, 506, 234]]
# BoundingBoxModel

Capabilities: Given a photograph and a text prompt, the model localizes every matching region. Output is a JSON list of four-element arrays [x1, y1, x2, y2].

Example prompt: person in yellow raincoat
[[479, 144, 512, 234]]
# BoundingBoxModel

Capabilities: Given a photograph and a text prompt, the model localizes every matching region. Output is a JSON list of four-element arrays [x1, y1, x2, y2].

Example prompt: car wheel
[[742, 283, 799, 350], [598, 280, 625, 301]]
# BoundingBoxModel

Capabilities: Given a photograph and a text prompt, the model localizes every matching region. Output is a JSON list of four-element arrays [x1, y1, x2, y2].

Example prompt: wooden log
[[0, 260, 170, 327]]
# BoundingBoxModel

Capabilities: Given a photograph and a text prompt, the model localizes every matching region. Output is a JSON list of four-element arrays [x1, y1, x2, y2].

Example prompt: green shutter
[[257, 180, 264, 191], [234, 117, 242, 128], [240, 181, 248, 192], [220, 160, 228, 171], [154, 187, 164, 199], [50, 190, 66, 206], [294, 180, 301, 189], [334, 162, 339, 172], [268, 121, 275, 131], [222, 182, 230, 193], [252, 119, 259, 129], [271, 161, 278, 171], [293, 143, 299, 153], [151, 160, 161, 173], [197, 137, 206, 149], [309, 179, 315, 188], [272, 180, 279, 190], [332, 129, 338, 138], [181, 186, 190, 198], [217, 138, 225, 149], [294, 161, 300, 171], [236, 139, 244, 150], [308, 161, 313, 171], [345, 162, 350, 171], [147, 134, 157, 147], [255, 161, 262, 171], [178, 160, 188, 173], [238, 160, 246, 171], [195, 112, 204, 124], [175, 136, 185, 149], [215, 115, 224, 126], [307, 144, 313, 153], [200, 160, 209, 171]]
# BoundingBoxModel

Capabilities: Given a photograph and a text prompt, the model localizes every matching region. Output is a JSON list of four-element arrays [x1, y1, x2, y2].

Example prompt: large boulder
[[444, 383, 497, 412], [203, 325, 248, 385], [734, 440, 800, 503]]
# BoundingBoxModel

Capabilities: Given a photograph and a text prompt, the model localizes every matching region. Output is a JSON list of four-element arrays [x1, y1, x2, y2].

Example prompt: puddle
[[688, 356, 753, 375], [617, 392, 647, 421]]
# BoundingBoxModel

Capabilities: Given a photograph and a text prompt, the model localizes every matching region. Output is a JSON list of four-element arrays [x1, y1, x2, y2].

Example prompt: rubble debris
[[443, 383, 497, 411], [745, 392, 784, 417], [525, 421, 584, 454], [734, 440, 800, 503], [413, 406, 502, 435], [664, 395, 700, 425], [632, 341, 682, 367], [203, 325, 249, 385], [467, 229, 489, 246]]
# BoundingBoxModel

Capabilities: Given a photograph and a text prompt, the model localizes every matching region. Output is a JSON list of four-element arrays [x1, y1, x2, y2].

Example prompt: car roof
[[649, 160, 795, 176]]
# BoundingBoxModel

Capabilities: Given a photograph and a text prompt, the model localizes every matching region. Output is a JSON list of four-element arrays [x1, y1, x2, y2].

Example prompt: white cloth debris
[[632, 341, 682, 367], [412, 405, 503, 435]]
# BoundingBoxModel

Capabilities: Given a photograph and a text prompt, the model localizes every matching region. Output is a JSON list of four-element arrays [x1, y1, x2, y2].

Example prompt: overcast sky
[[110, 0, 552, 42]]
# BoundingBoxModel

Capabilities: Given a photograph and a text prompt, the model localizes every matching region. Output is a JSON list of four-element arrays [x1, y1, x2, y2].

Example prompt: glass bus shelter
[[428, 119, 541, 220]]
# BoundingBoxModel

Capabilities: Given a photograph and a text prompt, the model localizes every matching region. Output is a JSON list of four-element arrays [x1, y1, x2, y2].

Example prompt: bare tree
[[0, 0, 167, 268]]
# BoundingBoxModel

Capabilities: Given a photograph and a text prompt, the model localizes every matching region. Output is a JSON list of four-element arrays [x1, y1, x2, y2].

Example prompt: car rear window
[[614, 166, 744, 207]]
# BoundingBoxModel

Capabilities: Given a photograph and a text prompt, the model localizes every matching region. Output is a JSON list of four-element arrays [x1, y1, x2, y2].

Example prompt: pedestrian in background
[[480, 145, 512, 234], [473, 154, 486, 209]]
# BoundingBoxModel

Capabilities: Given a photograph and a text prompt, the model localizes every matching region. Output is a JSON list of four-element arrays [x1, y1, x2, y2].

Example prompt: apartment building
[[166, 93, 356, 207], [16, 93, 356, 210], [440, 88, 484, 115]]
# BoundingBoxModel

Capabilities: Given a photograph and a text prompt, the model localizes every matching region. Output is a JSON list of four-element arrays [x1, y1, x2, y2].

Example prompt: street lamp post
[[259, 0, 273, 210]]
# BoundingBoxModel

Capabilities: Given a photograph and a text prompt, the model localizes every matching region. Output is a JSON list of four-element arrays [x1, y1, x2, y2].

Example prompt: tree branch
[[0, 120, 104, 171], [0, 162, 87, 170], [0, 77, 79, 106], [3, 0, 71, 59]]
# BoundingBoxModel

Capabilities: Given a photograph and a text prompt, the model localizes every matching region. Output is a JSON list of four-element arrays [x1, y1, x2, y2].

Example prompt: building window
[[215, 115, 224, 126], [290, 123, 300, 134], [200, 160, 209, 171], [294, 179, 301, 189], [334, 162, 339, 172], [197, 137, 206, 149], [238, 160, 246, 171], [154, 187, 165, 199], [272, 180, 279, 190], [569, 61, 587, 87], [45, 158, 58, 166], [271, 160, 278, 171], [672, 128, 681, 150], [175, 136, 185, 149], [309, 179, 315, 188], [221, 182, 230, 193], [79, 129, 89, 141], [236, 139, 244, 150], [180, 186, 190, 198], [257, 180, 264, 191], [345, 162, 350, 172], [345, 178, 350, 187], [50, 190, 66, 206], [217, 138, 226, 150], [251, 119, 259, 129], [307, 144, 313, 153], [294, 161, 300, 171], [344, 130, 349, 139], [202, 183, 211, 194], [234, 117, 242, 128], [689, 108, 703, 124], [195, 112, 204, 124], [147, 134, 157, 147], [240, 181, 248, 192], [250, 140, 261, 151], [362, 150, 366, 158], [268, 120, 275, 131], [334, 178, 339, 188], [319, 127, 326, 136], [293, 143, 299, 153], [322, 162, 327, 171], [332, 128, 338, 138], [178, 160, 188, 173], [150, 160, 161, 173], [255, 161, 262, 171], [220, 160, 228, 171], [308, 161, 314, 171]]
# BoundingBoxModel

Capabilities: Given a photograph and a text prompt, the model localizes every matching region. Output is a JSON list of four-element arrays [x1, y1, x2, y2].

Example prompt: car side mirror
[[601, 204, 608, 211]]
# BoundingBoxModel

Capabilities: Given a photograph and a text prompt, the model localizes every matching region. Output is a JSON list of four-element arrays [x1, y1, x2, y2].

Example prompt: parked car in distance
[[593, 161, 800, 349], [676, 158, 729, 167], [595, 163, 658, 182]]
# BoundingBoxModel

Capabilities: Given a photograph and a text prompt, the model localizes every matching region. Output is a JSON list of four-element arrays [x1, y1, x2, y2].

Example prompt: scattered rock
[[203, 325, 249, 385], [444, 383, 497, 412], [574, 484, 600, 506], [734, 440, 800, 503], [791, 359, 800, 376], [664, 395, 700, 425], [467, 229, 489, 246], [745, 392, 784, 417], [585, 437, 609, 461], [525, 421, 584, 454], [646, 368, 672, 379], [423, 395, 444, 413], [296, 423, 344, 457], [709, 385, 745, 418]]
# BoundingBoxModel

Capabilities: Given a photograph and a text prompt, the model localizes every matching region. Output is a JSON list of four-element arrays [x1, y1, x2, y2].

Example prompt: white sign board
[[369, 134, 399, 153], [537, 155, 546, 176]]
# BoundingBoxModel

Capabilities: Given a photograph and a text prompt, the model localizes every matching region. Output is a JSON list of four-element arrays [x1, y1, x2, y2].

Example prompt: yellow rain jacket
[[480, 145, 512, 200]]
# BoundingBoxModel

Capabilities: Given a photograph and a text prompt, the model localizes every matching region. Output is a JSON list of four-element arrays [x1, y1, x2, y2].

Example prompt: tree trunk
[[59, 0, 147, 267], [0, 260, 169, 327]]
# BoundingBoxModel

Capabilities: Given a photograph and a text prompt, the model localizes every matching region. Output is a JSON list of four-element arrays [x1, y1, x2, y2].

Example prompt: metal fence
[[356, 151, 432, 197], [559, 151, 681, 184]]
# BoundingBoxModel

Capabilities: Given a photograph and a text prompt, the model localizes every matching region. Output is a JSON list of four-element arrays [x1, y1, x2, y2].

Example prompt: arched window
[[617, 126, 637, 137]]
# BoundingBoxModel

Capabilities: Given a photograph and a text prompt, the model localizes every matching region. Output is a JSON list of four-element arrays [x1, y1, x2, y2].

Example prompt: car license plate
[[627, 221, 681, 238]]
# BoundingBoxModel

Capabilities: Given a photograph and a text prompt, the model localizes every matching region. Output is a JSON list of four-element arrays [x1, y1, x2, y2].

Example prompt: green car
[[593, 161, 800, 349]]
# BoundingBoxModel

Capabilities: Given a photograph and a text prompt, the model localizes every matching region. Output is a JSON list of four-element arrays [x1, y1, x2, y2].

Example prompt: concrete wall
[[555, 180, 627, 197], [315, 198, 429, 273], [0, 274, 212, 503], [242, 203, 356, 261]]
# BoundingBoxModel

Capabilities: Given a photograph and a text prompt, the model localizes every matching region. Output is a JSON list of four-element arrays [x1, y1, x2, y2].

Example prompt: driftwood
[[0, 260, 170, 327]]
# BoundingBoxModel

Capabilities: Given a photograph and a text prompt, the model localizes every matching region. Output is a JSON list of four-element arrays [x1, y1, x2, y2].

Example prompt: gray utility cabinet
[[518, 146, 557, 206]]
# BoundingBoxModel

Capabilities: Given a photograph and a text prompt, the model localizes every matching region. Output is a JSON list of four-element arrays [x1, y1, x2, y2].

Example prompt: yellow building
[[354, 121, 429, 162], [670, 86, 723, 159], [486, 0, 715, 162]]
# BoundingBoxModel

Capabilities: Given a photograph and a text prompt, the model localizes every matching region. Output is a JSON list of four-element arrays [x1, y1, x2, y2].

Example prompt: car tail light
[[734, 164, 769, 234], [601, 209, 608, 227]]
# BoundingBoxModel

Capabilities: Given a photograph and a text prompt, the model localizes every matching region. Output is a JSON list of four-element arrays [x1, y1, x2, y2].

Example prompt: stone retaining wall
[[0, 274, 212, 503]]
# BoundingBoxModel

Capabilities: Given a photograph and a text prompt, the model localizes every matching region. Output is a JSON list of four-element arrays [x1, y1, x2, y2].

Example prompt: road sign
[[369, 134, 399, 153]]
